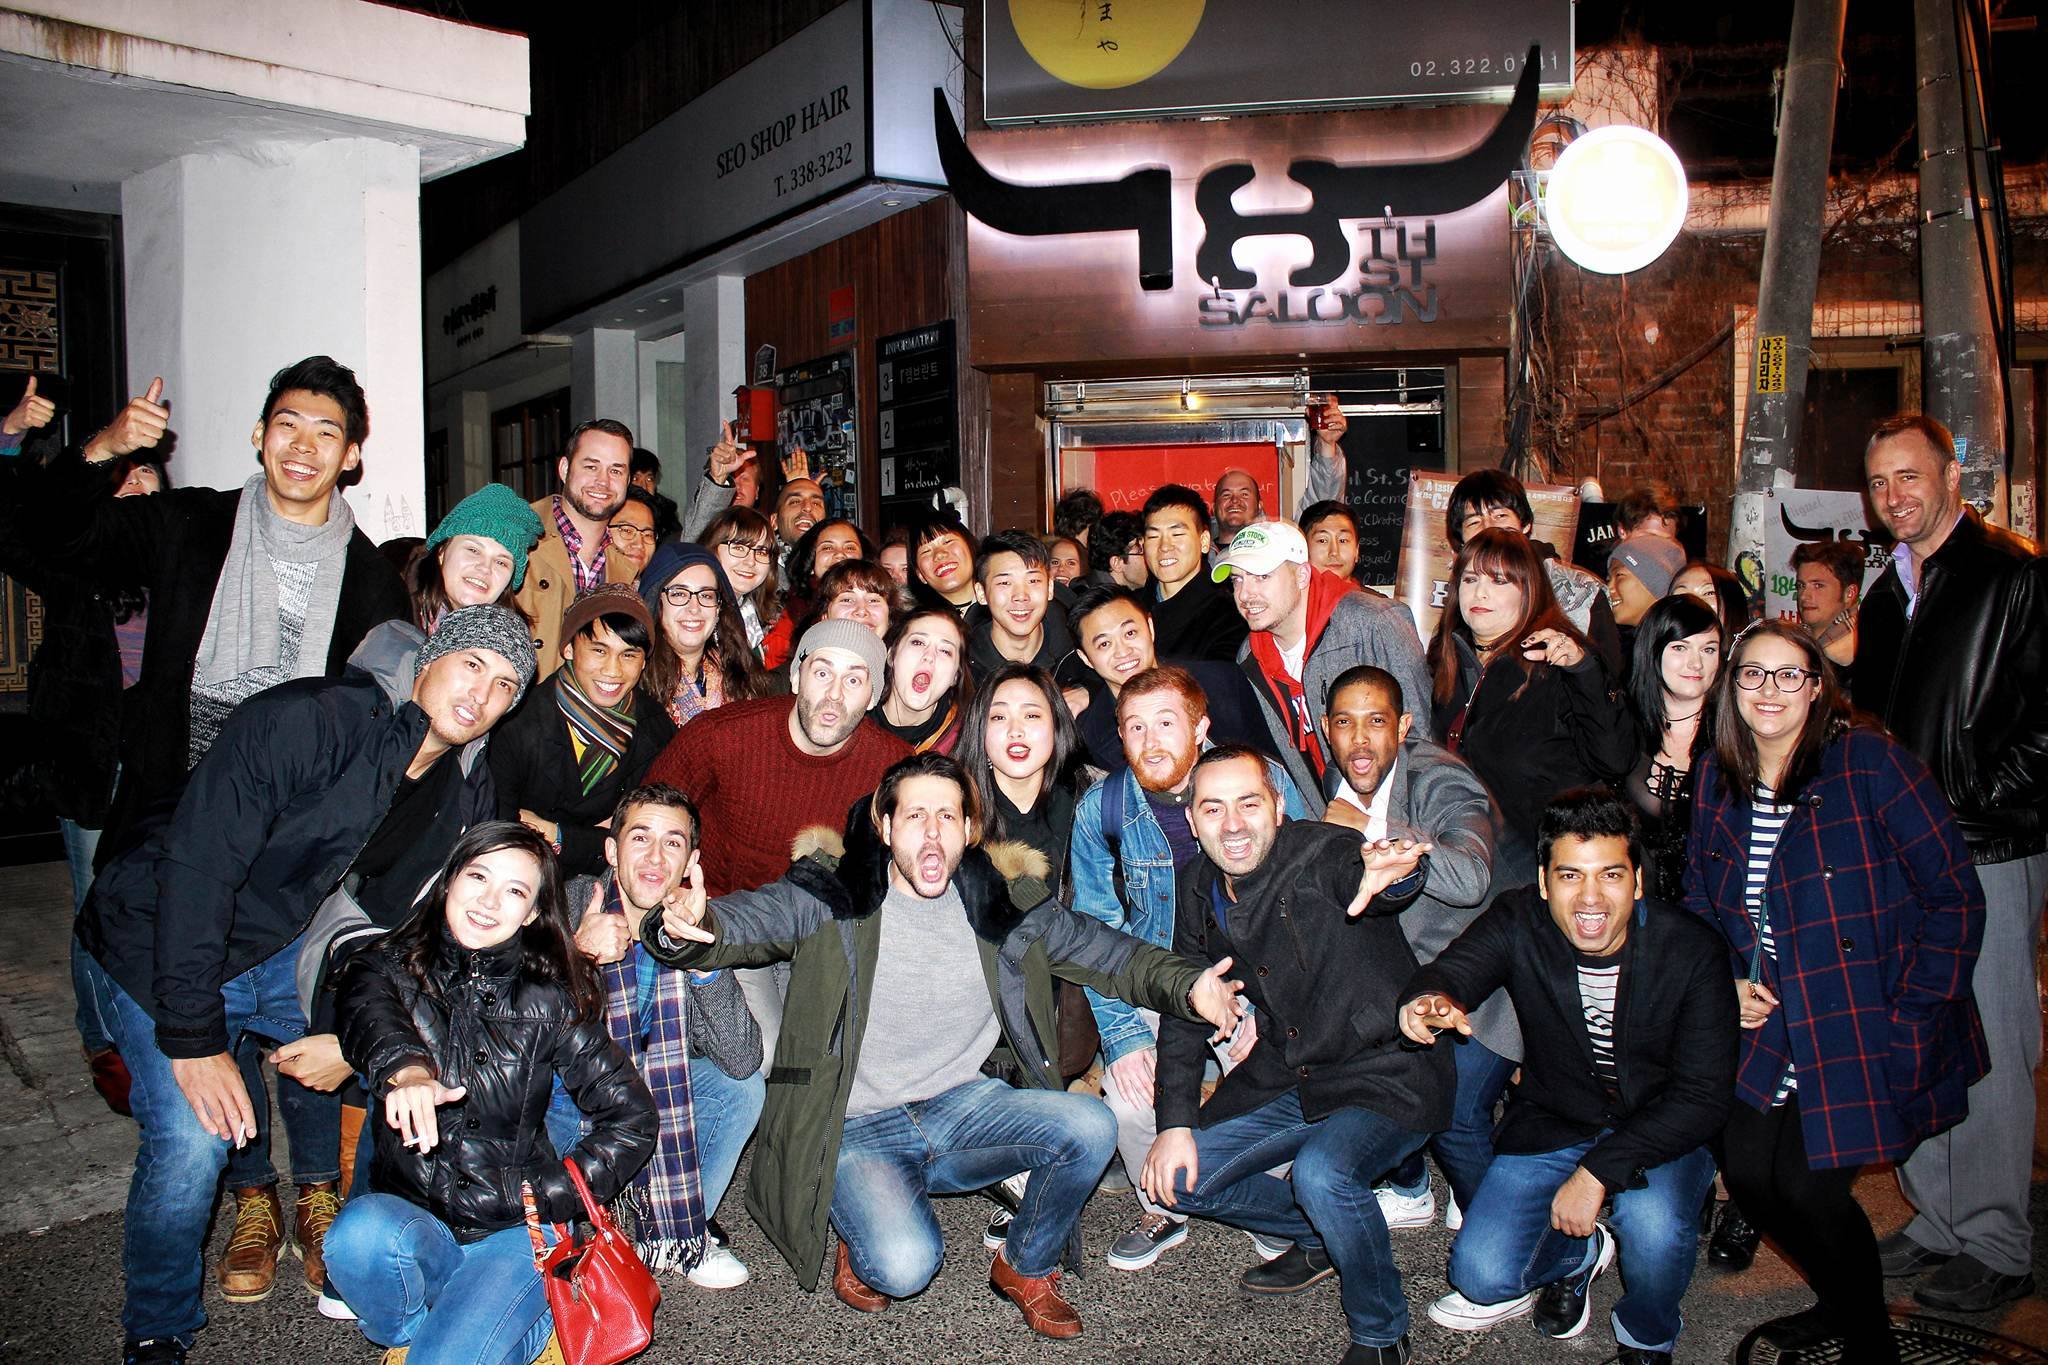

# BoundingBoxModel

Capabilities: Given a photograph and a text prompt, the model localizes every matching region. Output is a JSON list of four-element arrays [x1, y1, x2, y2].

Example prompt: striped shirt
[[1747, 786, 1796, 1102], [1575, 955, 1622, 1099]]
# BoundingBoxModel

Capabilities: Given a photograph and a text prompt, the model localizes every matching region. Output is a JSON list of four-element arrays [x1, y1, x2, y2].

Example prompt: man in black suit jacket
[[1140, 746, 1450, 1365], [1398, 788, 1736, 1365]]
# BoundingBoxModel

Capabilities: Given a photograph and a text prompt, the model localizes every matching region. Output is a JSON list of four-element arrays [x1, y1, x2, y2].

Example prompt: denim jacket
[[1070, 758, 1308, 1063]]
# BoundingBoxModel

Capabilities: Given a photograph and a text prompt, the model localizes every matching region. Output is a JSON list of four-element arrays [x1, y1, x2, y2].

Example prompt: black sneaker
[[1533, 1223, 1613, 1339], [1240, 1243, 1335, 1294], [123, 1339, 188, 1365], [981, 1207, 1013, 1251], [1876, 1230, 1951, 1277], [1338, 1335, 1409, 1365], [1913, 1253, 2037, 1313], [1707, 1201, 1762, 1270]]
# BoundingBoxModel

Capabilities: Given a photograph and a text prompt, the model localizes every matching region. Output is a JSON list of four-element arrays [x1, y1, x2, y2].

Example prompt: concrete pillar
[[682, 274, 747, 493], [121, 139, 427, 539], [571, 327, 640, 432]]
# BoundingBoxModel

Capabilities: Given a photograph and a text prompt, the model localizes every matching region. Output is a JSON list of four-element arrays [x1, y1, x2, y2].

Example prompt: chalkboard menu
[[1318, 368, 1448, 585], [875, 321, 958, 525], [774, 352, 859, 524]]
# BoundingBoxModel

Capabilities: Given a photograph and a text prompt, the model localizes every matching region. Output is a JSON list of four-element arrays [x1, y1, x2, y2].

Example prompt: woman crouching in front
[[323, 822, 657, 1365]]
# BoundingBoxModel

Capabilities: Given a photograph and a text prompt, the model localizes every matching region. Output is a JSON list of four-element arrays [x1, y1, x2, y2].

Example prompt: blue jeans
[[222, 1031, 341, 1188], [97, 941, 328, 1340], [1384, 1036, 1516, 1210], [1448, 1136, 1718, 1353], [324, 1193, 555, 1365], [60, 820, 116, 1052], [832, 1076, 1114, 1293], [1163, 1091, 1428, 1348], [544, 1056, 765, 1223]]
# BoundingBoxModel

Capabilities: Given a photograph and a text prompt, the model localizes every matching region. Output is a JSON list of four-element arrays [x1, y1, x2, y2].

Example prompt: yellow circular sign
[[1008, 0, 1206, 90]]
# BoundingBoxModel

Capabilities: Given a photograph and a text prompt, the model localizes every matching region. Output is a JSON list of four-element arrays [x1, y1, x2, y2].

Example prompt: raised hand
[[659, 850, 714, 945], [1311, 392, 1347, 448], [1348, 838, 1432, 915], [1520, 627, 1585, 670], [1189, 955, 1248, 1042], [3, 374, 55, 436], [708, 421, 753, 484], [84, 376, 169, 462], [1399, 992, 1472, 1046], [384, 1063, 467, 1153], [781, 443, 811, 482]]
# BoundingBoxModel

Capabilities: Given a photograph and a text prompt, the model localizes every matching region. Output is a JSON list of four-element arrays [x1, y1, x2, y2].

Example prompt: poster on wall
[[1761, 488, 1891, 624], [876, 322, 958, 525], [1395, 470, 1581, 638], [775, 351, 859, 525], [1571, 505, 1710, 574]]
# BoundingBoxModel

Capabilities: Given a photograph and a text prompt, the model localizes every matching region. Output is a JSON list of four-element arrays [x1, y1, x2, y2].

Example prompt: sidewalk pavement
[[1, 858, 2043, 1363]]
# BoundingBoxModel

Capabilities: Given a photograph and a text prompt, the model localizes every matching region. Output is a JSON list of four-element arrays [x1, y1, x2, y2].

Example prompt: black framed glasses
[[1733, 665, 1819, 692], [607, 523, 653, 545], [721, 539, 772, 563], [661, 585, 722, 609]]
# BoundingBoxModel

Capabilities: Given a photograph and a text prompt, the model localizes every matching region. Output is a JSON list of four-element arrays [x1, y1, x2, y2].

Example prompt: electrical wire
[[1953, 0, 2018, 470]]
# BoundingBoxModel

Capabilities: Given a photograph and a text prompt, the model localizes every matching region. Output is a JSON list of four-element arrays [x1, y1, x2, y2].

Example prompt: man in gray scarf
[[6, 356, 409, 1314]]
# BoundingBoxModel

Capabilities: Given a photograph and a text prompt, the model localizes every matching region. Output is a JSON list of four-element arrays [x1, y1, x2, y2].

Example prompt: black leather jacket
[[338, 930, 657, 1240], [1852, 510, 2048, 865]]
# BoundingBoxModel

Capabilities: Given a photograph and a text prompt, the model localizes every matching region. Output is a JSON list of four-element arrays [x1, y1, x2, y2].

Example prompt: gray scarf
[[193, 474, 355, 687]]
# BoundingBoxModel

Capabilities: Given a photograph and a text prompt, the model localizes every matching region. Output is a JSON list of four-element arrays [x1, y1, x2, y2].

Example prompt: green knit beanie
[[424, 483, 544, 590]]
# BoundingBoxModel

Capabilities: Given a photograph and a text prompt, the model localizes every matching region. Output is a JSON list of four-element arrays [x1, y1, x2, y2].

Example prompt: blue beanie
[[425, 483, 544, 590], [639, 539, 734, 616]]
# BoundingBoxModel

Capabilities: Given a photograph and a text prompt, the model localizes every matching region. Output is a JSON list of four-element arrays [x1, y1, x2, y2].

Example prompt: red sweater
[[644, 695, 911, 896]]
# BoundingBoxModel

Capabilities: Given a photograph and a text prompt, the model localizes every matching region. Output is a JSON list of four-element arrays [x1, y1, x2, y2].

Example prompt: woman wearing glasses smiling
[[638, 541, 774, 729], [696, 506, 779, 656], [1684, 621, 1985, 1362]]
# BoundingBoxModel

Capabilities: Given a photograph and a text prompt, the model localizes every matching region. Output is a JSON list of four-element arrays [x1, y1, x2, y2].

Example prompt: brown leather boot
[[217, 1184, 284, 1302], [990, 1248, 1083, 1339], [338, 1103, 366, 1195], [832, 1241, 888, 1313], [293, 1180, 342, 1292]]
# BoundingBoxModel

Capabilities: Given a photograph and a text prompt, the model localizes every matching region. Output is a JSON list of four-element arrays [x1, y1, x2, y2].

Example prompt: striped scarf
[[556, 670, 637, 796], [595, 873, 706, 1272]]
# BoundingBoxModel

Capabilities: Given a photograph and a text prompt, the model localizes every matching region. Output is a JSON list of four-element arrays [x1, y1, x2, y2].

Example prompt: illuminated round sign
[[1009, 0, 1206, 90], [1545, 125, 1690, 275]]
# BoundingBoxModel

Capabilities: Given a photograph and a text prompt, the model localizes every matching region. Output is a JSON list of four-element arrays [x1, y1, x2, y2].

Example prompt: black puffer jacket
[[1852, 509, 2048, 865], [337, 929, 657, 1239]]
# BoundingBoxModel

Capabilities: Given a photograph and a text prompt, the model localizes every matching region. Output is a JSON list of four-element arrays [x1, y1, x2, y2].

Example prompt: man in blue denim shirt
[[1070, 665, 1307, 1271]]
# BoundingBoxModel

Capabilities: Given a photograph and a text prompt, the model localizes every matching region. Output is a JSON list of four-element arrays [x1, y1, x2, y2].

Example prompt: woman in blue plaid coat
[[1685, 621, 1986, 1363]]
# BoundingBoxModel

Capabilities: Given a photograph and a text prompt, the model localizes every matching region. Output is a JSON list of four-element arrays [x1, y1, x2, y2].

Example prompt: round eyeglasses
[[1733, 665, 1818, 692], [661, 585, 722, 609]]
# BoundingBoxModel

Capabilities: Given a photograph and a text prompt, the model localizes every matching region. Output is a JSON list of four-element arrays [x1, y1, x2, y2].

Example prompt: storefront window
[[492, 388, 570, 500]]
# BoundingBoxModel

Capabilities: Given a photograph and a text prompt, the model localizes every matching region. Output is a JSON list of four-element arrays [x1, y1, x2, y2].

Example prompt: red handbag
[[522, 1158, 661, 1365]]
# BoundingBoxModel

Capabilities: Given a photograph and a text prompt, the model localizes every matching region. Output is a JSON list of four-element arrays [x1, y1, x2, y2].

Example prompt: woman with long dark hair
[[323, 821, 656, 1365], [697, 505, 779, 655], [955, 662, 1084, 857], [1685, 623, 1985, 1361], [1427, 528, 1635, 880], [1624, 593, 1723, 902], [1671, 559, 1751, 635], [639, 541, 773, 727], [759, 518, 875, 669], [876, 607, 972, 754]]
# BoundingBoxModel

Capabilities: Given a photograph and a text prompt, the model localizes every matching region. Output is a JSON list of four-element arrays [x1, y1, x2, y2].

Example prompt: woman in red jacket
[[1684, 622, 1985, 1362]]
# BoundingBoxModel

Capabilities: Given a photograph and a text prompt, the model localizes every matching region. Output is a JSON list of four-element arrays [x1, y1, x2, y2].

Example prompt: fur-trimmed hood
[[780, 801, 1054, 944]]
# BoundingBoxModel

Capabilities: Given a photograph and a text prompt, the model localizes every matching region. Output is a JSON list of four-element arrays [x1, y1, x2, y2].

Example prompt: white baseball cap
[[1211, 521, 1309, 582]]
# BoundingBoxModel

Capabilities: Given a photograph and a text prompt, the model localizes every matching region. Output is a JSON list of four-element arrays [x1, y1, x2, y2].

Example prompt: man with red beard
[[1068, 666, 1307, 1271]]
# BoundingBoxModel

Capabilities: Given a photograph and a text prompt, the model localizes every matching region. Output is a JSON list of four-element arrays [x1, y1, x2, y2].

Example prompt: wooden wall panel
[[745, 197, 956, 532]]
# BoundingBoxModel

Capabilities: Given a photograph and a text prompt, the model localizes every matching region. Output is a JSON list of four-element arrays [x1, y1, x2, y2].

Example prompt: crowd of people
[[0, 360, 2041, 1365]]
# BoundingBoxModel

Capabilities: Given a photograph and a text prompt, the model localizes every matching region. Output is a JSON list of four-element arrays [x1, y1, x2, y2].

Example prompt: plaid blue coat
[[1684, 725, 1989, 1169]]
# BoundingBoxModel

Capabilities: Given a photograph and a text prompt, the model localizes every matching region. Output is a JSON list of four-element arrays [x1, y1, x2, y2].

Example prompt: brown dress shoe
[[293, 1180, 342, 1293], [218, 1185, 284, 1302], [833, 1241, 889, 1313], [990, 1249, 1083, 1339]]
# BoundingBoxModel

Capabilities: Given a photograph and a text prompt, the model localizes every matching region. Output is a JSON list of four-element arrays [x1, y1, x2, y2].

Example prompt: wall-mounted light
[[1543, 125, 1690, 275]]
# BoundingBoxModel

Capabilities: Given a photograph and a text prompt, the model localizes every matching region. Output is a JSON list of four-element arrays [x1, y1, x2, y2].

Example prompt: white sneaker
[[1427, 1288, 1535, 1331], [1374, 1183, 1436, 1229], [1445, 1191, 1463, 1231], [998, 1171, 1029, 1202], [685, 1242, 750, 1289], [316, 1289, 358, 1322], [1247, 1231, 1291, 1261]]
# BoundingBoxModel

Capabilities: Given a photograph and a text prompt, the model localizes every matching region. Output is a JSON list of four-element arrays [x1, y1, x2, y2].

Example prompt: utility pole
[[1727, 0, 1847, 588], [1914, 0, 2008, 522]]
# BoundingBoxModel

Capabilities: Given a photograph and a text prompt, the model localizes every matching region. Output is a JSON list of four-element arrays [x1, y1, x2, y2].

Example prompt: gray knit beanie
[[416, 603, 537, 706], [789, 618, 888, 710]]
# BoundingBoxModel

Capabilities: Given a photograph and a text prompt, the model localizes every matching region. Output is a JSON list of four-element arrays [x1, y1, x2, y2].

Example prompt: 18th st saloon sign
[[943, 51, 1541, 368]]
